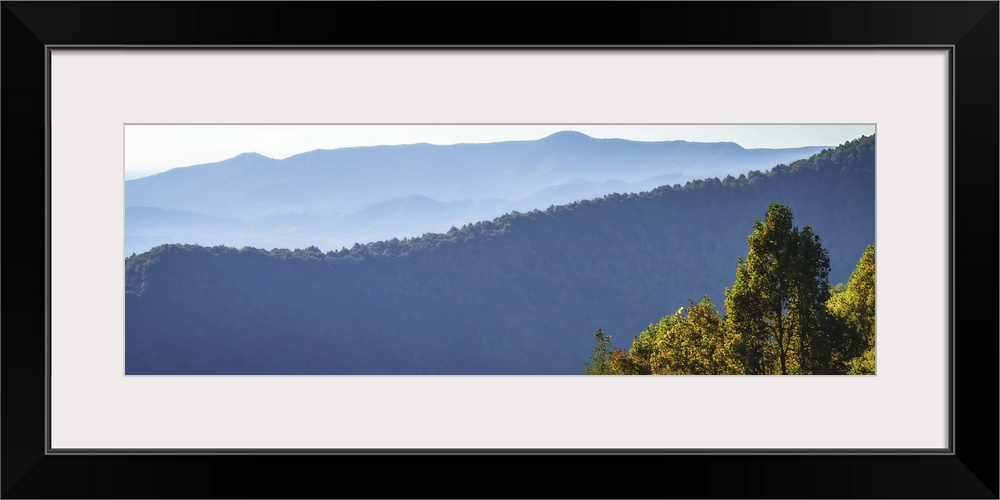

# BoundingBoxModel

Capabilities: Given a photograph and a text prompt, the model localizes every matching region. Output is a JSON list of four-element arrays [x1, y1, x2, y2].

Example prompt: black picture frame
[[3, 2, 996, 498]]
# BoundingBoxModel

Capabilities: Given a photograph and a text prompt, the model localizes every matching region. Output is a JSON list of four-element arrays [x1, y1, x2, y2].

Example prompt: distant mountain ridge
[[125, 131, 829, 256], [125, 135, 875, 375]]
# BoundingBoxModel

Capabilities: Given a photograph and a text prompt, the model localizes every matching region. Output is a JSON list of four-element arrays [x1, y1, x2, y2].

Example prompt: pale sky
[[124, 124, 875, 180]]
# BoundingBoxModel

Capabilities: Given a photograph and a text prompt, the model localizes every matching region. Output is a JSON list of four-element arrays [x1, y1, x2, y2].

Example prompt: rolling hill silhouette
[[125, 132, 829, 256]]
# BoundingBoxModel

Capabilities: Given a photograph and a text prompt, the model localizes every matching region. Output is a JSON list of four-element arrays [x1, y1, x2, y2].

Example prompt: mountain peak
[[233, 151, 269, 160], [540, 130, 594, 141]]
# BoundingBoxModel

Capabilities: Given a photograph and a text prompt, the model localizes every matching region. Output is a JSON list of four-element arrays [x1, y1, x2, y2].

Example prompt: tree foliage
[[583, 329, 614, 375], [613, 297, 739, 375], [725, 203, 835, 374], [829, 245, 876, 374], [586, 205, 875, 375]]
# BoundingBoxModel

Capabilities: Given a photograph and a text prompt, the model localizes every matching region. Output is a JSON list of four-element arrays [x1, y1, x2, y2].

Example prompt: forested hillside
[[125, 135, 875, 374]]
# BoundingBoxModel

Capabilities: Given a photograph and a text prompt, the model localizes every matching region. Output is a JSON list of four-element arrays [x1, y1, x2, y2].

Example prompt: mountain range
[[125, 131, 829, 256]]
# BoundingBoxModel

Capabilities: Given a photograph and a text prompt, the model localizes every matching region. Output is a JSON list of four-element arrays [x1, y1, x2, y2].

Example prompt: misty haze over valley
[[125, 131, 829, 256]]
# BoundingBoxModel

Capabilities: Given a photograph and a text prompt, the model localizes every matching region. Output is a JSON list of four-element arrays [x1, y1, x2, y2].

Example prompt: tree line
[[585, 203, 875, 375]]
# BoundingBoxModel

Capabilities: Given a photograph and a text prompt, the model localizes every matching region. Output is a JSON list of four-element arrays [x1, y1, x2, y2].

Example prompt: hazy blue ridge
[[124, 131, 829, 256]]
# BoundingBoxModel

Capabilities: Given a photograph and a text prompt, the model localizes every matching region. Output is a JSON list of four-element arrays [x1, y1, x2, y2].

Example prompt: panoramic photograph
[[124, 124, 876, 375]]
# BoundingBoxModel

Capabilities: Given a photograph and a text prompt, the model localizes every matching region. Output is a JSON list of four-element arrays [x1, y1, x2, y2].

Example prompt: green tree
[[588, 296, 741, 375], [828, 245, 876, 374], [644, 297, 738, 375], [583, 328, 614, 374], [724, 203, 834, 374]]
